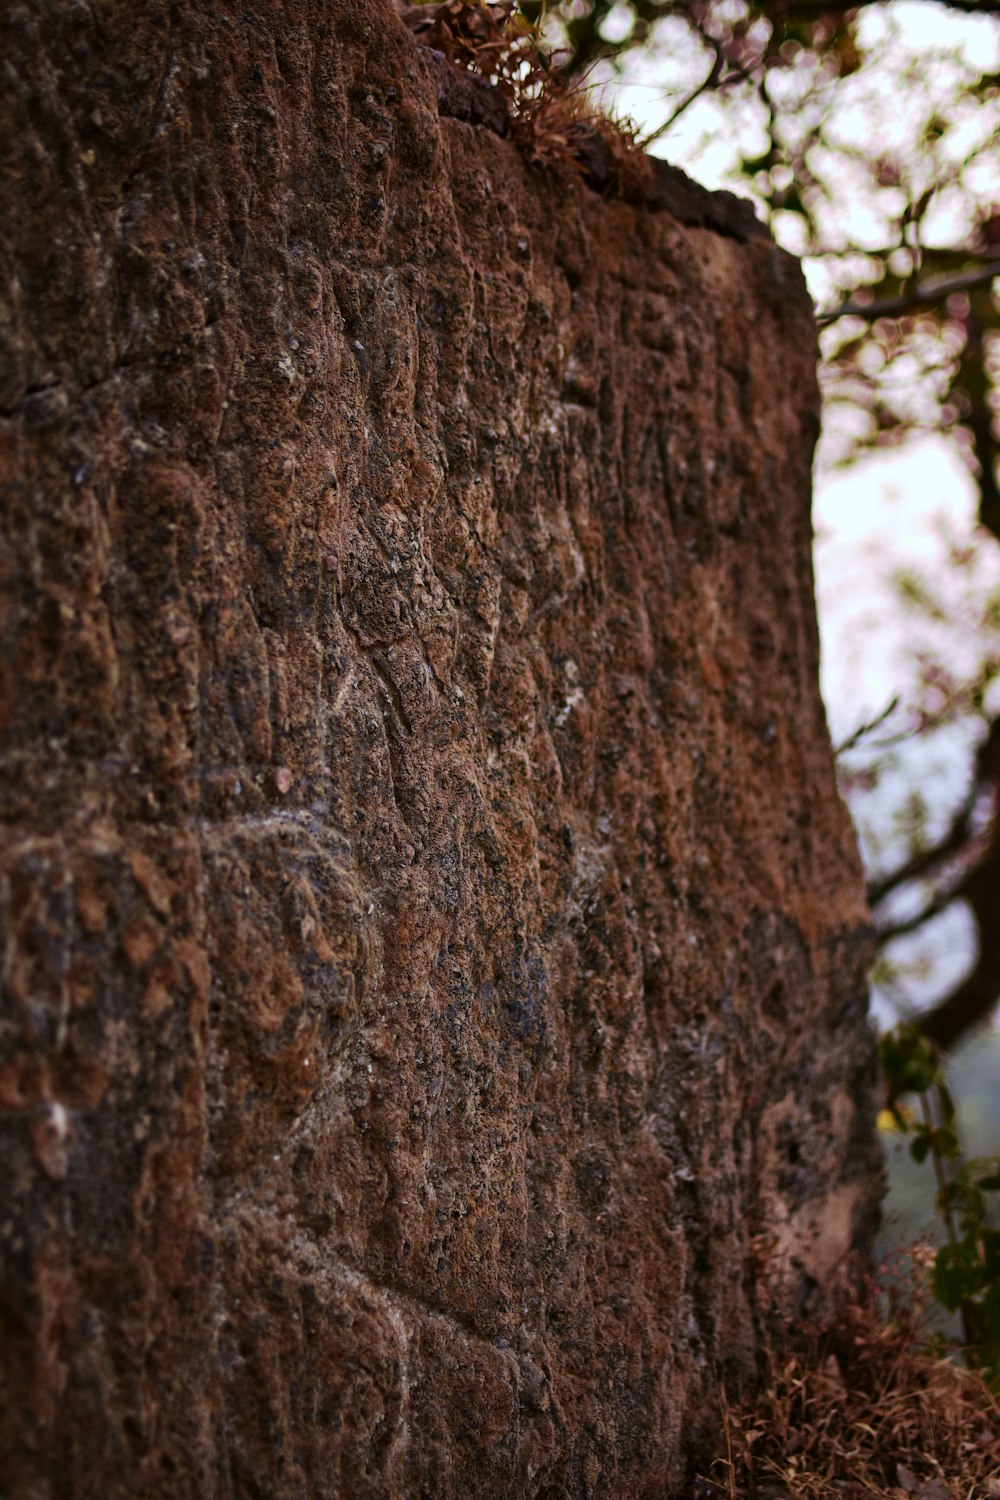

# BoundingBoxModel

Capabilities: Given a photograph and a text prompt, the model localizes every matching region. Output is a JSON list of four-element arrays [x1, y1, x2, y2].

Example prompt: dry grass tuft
[[397, 0, 651, 191], [700, 1249, 1000, 1499], [398, 0, 536, 84], [514, 88, 652, 198]]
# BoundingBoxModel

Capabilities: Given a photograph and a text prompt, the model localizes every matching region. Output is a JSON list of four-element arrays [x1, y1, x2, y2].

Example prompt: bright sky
[[813, 437, 995, 741]]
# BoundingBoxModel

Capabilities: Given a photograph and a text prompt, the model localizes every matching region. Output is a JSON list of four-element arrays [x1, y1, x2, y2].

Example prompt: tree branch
[[915, 855, 1000, 1048], [875, 884, 963, 944], [919, 960, 1000, 1050], [817, 259, 1000, 325], [876, 834, 1000, 1046], [867, 792, 976, 907], [834, 694, 899, 755], [962, 306, 1000, 542], [902, 720, 1000, 1046], [640, 39, 725, 146], [771, 0, 1000, 16]]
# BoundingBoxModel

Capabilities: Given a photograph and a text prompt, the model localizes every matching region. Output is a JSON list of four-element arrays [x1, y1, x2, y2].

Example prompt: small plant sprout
[[879, 1021, 1000, 1386]]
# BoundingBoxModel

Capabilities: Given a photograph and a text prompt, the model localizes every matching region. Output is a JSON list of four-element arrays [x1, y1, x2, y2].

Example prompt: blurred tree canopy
[[519, 0, 1000, 1049]]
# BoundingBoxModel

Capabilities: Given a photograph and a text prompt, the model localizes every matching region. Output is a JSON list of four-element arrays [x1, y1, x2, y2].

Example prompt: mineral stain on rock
[[0, 1, 879, 1495]]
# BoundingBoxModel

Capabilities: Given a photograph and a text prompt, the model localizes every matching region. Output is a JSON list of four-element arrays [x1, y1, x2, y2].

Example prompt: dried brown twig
[[396, 0, 650, 186]]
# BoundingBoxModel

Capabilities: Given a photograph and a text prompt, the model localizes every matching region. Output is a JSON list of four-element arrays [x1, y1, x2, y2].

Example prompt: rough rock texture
[[0, 2, 880, 1496]]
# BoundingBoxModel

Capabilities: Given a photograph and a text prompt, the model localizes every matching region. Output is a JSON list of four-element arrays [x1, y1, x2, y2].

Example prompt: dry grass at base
[[698, 1249, 1000, 1500]]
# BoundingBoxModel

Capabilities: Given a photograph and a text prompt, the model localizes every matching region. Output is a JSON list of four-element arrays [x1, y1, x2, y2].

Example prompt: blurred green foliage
[[880, 1022, 1000, 1382]]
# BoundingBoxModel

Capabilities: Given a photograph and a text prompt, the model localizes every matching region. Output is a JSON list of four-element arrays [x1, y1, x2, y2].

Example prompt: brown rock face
[[0, 2, 879, 1495]]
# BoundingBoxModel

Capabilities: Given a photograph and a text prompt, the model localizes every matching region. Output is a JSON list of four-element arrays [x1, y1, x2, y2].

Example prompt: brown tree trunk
[[0, 2, 880, 1494]]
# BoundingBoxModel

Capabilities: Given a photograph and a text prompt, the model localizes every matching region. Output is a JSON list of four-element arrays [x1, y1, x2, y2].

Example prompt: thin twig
[[640, 43, 725, 146], [867, 790, 977, 907], [874, 880, 964, 944], [921, 1087, 976, 1355], [834, 694, 900, 755], [718, 1376, 737, 1499]]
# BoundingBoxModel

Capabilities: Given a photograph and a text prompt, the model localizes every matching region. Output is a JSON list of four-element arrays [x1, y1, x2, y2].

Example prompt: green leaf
[[957, 1187, 987, 1232], [981, 1230, 1000, 1280], [879, 1025, 940, 1103], [936, 1083, 956, 1126], [910, 1133, 932, 1164], [962, 1157, 1000, 1192], [933, 1243, 971, 1313]]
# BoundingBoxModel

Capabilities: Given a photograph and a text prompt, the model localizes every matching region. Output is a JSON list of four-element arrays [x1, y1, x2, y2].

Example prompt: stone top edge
[[420, 48, 769, 246]]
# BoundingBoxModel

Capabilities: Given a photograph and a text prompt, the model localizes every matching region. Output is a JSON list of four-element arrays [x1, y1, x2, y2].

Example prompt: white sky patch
[[813, 438, 992, 831], [813, 437, 991, 738]]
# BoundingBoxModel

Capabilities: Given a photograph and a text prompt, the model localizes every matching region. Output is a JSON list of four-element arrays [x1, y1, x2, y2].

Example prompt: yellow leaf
[[878, 1105, 916, 1132]]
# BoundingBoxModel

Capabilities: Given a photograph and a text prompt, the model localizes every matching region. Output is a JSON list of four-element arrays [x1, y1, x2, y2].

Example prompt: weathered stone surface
[[0, 2, 879, 1495]]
